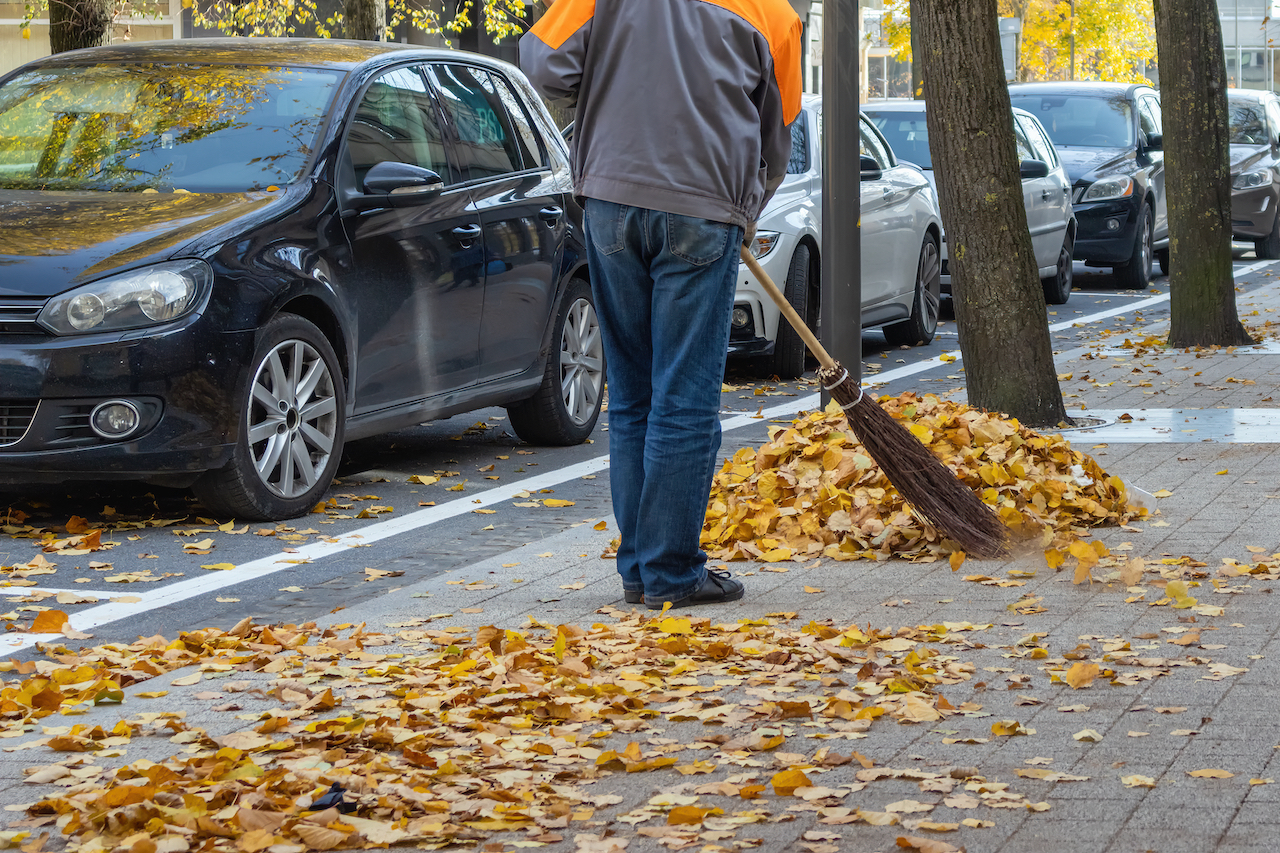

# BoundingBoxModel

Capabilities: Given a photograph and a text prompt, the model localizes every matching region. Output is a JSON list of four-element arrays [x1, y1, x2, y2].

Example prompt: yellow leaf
[[1121, 774, 1157, 788], [1044, 548, 1066, 570], [135, 691, 169, 699], [949, 551, 965, 571], [803, 586, 823, 594], [1166, 580, 1198, 609], [990, 720, 1027, 737], [667, 805, 711, 825], [408, 474, 440, 485], [201, 563, 236, 571], [1215, 469, 1228, 475], [770, 768, 812, 795], [1062, 662, 1100, 689], [31, 610, 70, 633], [1073, 729, 1103, 742], [1152, 489, 1174, 498], [542, 498, 575, 508], [659, 617, 693, 634], [1187, 768, 1234, 779], [594, 520, 607, 530], [171, 672, 202, 687]]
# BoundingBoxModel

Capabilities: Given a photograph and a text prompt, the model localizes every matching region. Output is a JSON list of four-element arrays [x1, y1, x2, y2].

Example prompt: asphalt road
[[1, 253, 1274, 657]]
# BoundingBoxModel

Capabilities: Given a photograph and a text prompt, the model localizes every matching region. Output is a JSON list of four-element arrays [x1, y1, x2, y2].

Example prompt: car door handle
[[451, 224, 482, 245], [1042, 189, 1053, 200], [539, 205, 563, 225]]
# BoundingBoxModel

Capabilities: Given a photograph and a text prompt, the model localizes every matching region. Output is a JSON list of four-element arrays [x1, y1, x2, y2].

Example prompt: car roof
[[1008, 81, 1153, 98], [10, 37, 478, 73], [862, 100, 925, 112], [1227, 87, 1278, 102]]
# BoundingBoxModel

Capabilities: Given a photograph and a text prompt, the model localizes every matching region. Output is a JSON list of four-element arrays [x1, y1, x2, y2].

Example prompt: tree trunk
[[48, 0, 112, 54], [912, 0, 1070, 428], [1153, 0, 1254, 348], [343, 0, 385, 41], [910, 21, 924, 98]]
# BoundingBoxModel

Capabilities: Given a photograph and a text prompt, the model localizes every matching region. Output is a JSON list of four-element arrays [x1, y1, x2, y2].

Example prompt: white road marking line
[[5, 260, 1276, 654]]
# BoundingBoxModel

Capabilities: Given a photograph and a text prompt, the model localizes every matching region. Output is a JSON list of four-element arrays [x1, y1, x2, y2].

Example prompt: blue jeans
[[583, 199, 742, 606]]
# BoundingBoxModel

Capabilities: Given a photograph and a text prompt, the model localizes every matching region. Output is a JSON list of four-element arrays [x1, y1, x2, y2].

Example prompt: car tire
[[884, 232, 941, 347], [1255, 213, 1280, 260], [1041, 237, 1074, 305], [507, 278, 604, 445], [1114, 204, 1153, 289], [193, 314, 345, 521], [1155, 247, 1170, 276], [766, 244, 813, 380]]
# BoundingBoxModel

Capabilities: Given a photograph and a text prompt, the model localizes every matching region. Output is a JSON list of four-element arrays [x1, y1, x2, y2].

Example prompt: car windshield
[[0, 63, 340, 193], [1229, 101, 1268, 144], [1008, 94, 1134, 149], [864, 110, 932, 168]]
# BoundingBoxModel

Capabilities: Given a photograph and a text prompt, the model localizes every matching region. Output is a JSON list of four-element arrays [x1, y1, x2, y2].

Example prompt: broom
[[740, 246, 1008, 559]]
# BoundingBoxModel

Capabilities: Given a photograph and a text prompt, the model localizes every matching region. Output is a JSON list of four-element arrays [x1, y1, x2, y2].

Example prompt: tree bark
[[912, 0, 1070, 427], [1153, 0, 1253, 347], [48, 0, 112, 54], [343, 0, 385, 41], [910, 20, 924, 98]]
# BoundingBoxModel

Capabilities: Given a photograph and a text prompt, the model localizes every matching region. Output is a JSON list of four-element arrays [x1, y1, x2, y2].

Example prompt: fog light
[[731, 307, 750, 328], [90, 401, 141, 438], [1106, 218, 1122, 231]]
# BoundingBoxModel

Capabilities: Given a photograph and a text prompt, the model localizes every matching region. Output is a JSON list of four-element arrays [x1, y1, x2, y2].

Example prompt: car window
[[1013, 121, 1036, 162], [1018, 115, 1059, 167], [427, 64, 533, 180], [1267, 98, 1280, 141], [865, 111, 932, 168], [1138, 96, 1162, 140], [487, 71, 547, 169], [1229, 100, 1270, 144], [1008, 93, 1135, 149], [788, 111, 809, 174], [347, 65, 453, 186], [0, 64, 339, 192], [859, 117, 893, 169]]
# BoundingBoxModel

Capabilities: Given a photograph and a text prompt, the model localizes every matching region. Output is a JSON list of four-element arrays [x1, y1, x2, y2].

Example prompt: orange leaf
[[771, 768, 812, 796], [31, 610, 70, 634]]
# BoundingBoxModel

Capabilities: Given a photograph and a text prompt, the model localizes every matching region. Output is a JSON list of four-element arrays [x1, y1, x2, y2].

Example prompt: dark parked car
[[1227, 87, 1280, 258], [0, 39, 603, 520], [1009, 81, 1167, 288]]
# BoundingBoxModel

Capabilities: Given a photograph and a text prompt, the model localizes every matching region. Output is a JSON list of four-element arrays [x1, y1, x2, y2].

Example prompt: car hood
[[0, 189, 288, 297], [1054, 146, 1132, 185], [1230, 143, 1271, 174]]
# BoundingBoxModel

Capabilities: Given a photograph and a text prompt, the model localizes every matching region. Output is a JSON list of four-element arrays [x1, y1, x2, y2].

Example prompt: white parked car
[[864, 100, 1077, 305], [731, 96, 944, 379]]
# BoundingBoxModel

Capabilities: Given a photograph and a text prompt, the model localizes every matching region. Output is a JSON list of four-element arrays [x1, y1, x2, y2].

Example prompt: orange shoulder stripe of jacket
[[530, 0, 802, 126]]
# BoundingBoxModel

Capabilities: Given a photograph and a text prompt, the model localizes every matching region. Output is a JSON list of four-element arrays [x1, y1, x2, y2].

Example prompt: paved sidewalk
[[5, 279, 1280, 853]]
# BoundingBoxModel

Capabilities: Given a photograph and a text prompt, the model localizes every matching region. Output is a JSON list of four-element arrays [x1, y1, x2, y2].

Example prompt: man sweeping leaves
[[520, 0, 803, 609]]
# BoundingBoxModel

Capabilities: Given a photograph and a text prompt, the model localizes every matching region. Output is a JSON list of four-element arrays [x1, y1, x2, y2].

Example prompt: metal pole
[[821, 0, 861, 395]]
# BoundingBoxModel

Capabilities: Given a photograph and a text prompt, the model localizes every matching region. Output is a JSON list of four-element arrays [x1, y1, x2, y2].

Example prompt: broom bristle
[[818, 363, 1008, 559]]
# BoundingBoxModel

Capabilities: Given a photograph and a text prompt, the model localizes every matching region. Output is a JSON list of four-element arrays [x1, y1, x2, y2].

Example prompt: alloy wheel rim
[[920, 240, 942, 334], [559, 296, 604, 426], [1060, 247, 1073, 295], [246, 339, 338, 499]]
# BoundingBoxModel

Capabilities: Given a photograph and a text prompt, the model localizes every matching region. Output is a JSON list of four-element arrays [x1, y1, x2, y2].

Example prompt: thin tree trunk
[[344, 0, 385, 41], [1153, 0, 1253, 347], [913, 0, 1070, 427], [48, 0, 112, 53]]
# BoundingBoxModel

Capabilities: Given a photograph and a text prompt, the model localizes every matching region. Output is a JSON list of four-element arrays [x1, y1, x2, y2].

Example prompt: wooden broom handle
[[739, 246, 838, 373]]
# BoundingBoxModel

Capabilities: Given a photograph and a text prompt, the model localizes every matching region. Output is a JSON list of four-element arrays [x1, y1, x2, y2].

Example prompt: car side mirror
[[361, 161, 444, 198], [1019, 159, 1050, 179], [860, 155, 883, 181], [1144, 131, 1163, 151]]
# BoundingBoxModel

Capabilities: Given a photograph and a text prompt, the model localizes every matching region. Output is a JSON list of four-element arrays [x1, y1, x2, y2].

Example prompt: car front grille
[[0, 401, 38, 445], [0, 298, 47, 335]]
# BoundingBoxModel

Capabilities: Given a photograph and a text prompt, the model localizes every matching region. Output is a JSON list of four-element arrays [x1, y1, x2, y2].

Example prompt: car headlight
[[749, 231, 781, 259], [1081, 176, 1134, 202], [39, 259, 213, 336], [1233, 169, 1273, 190]]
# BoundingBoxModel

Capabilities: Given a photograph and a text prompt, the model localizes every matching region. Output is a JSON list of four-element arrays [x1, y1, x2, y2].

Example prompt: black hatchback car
[[0, 39, 602, 520], [1009, 81, 1167, 289]]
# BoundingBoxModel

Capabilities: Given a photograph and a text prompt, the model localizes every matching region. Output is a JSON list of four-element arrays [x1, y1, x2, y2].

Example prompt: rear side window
[[866, 111, 932, 168], [428, 64, 536, 180], [859, 118, 893, 169], [1138, 95, 1162, 140], [1013, 121, 1036, 162], [788, 112, 809, 173], [347, 65, 453, 186], [1018, 115, 1059, 167]]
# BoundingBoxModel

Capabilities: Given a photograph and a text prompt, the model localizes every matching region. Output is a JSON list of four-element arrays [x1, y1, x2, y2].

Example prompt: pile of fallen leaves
[[702, 393, 1144, 564], [3, 613, 1055, 853]]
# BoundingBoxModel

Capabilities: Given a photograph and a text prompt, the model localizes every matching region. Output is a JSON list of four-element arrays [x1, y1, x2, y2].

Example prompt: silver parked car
[[865, 100, 1077, 304], [731, 95, 944, 378]]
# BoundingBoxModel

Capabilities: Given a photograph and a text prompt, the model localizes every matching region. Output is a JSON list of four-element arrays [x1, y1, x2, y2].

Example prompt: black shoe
[[646, 569, 744, 610], [624, 588, 644, 604]]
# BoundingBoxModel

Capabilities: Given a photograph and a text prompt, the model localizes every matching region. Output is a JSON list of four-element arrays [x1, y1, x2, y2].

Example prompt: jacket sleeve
[[519, 0, 595, 111], [756, 15, 804, 214]]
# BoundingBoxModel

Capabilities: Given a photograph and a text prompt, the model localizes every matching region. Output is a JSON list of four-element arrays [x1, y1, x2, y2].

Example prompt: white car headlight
[[749, 231, 781, 259], [39, 259, 213, 335], [1232, 169, 1273, 190], [1081, 176, 1134, 202]]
